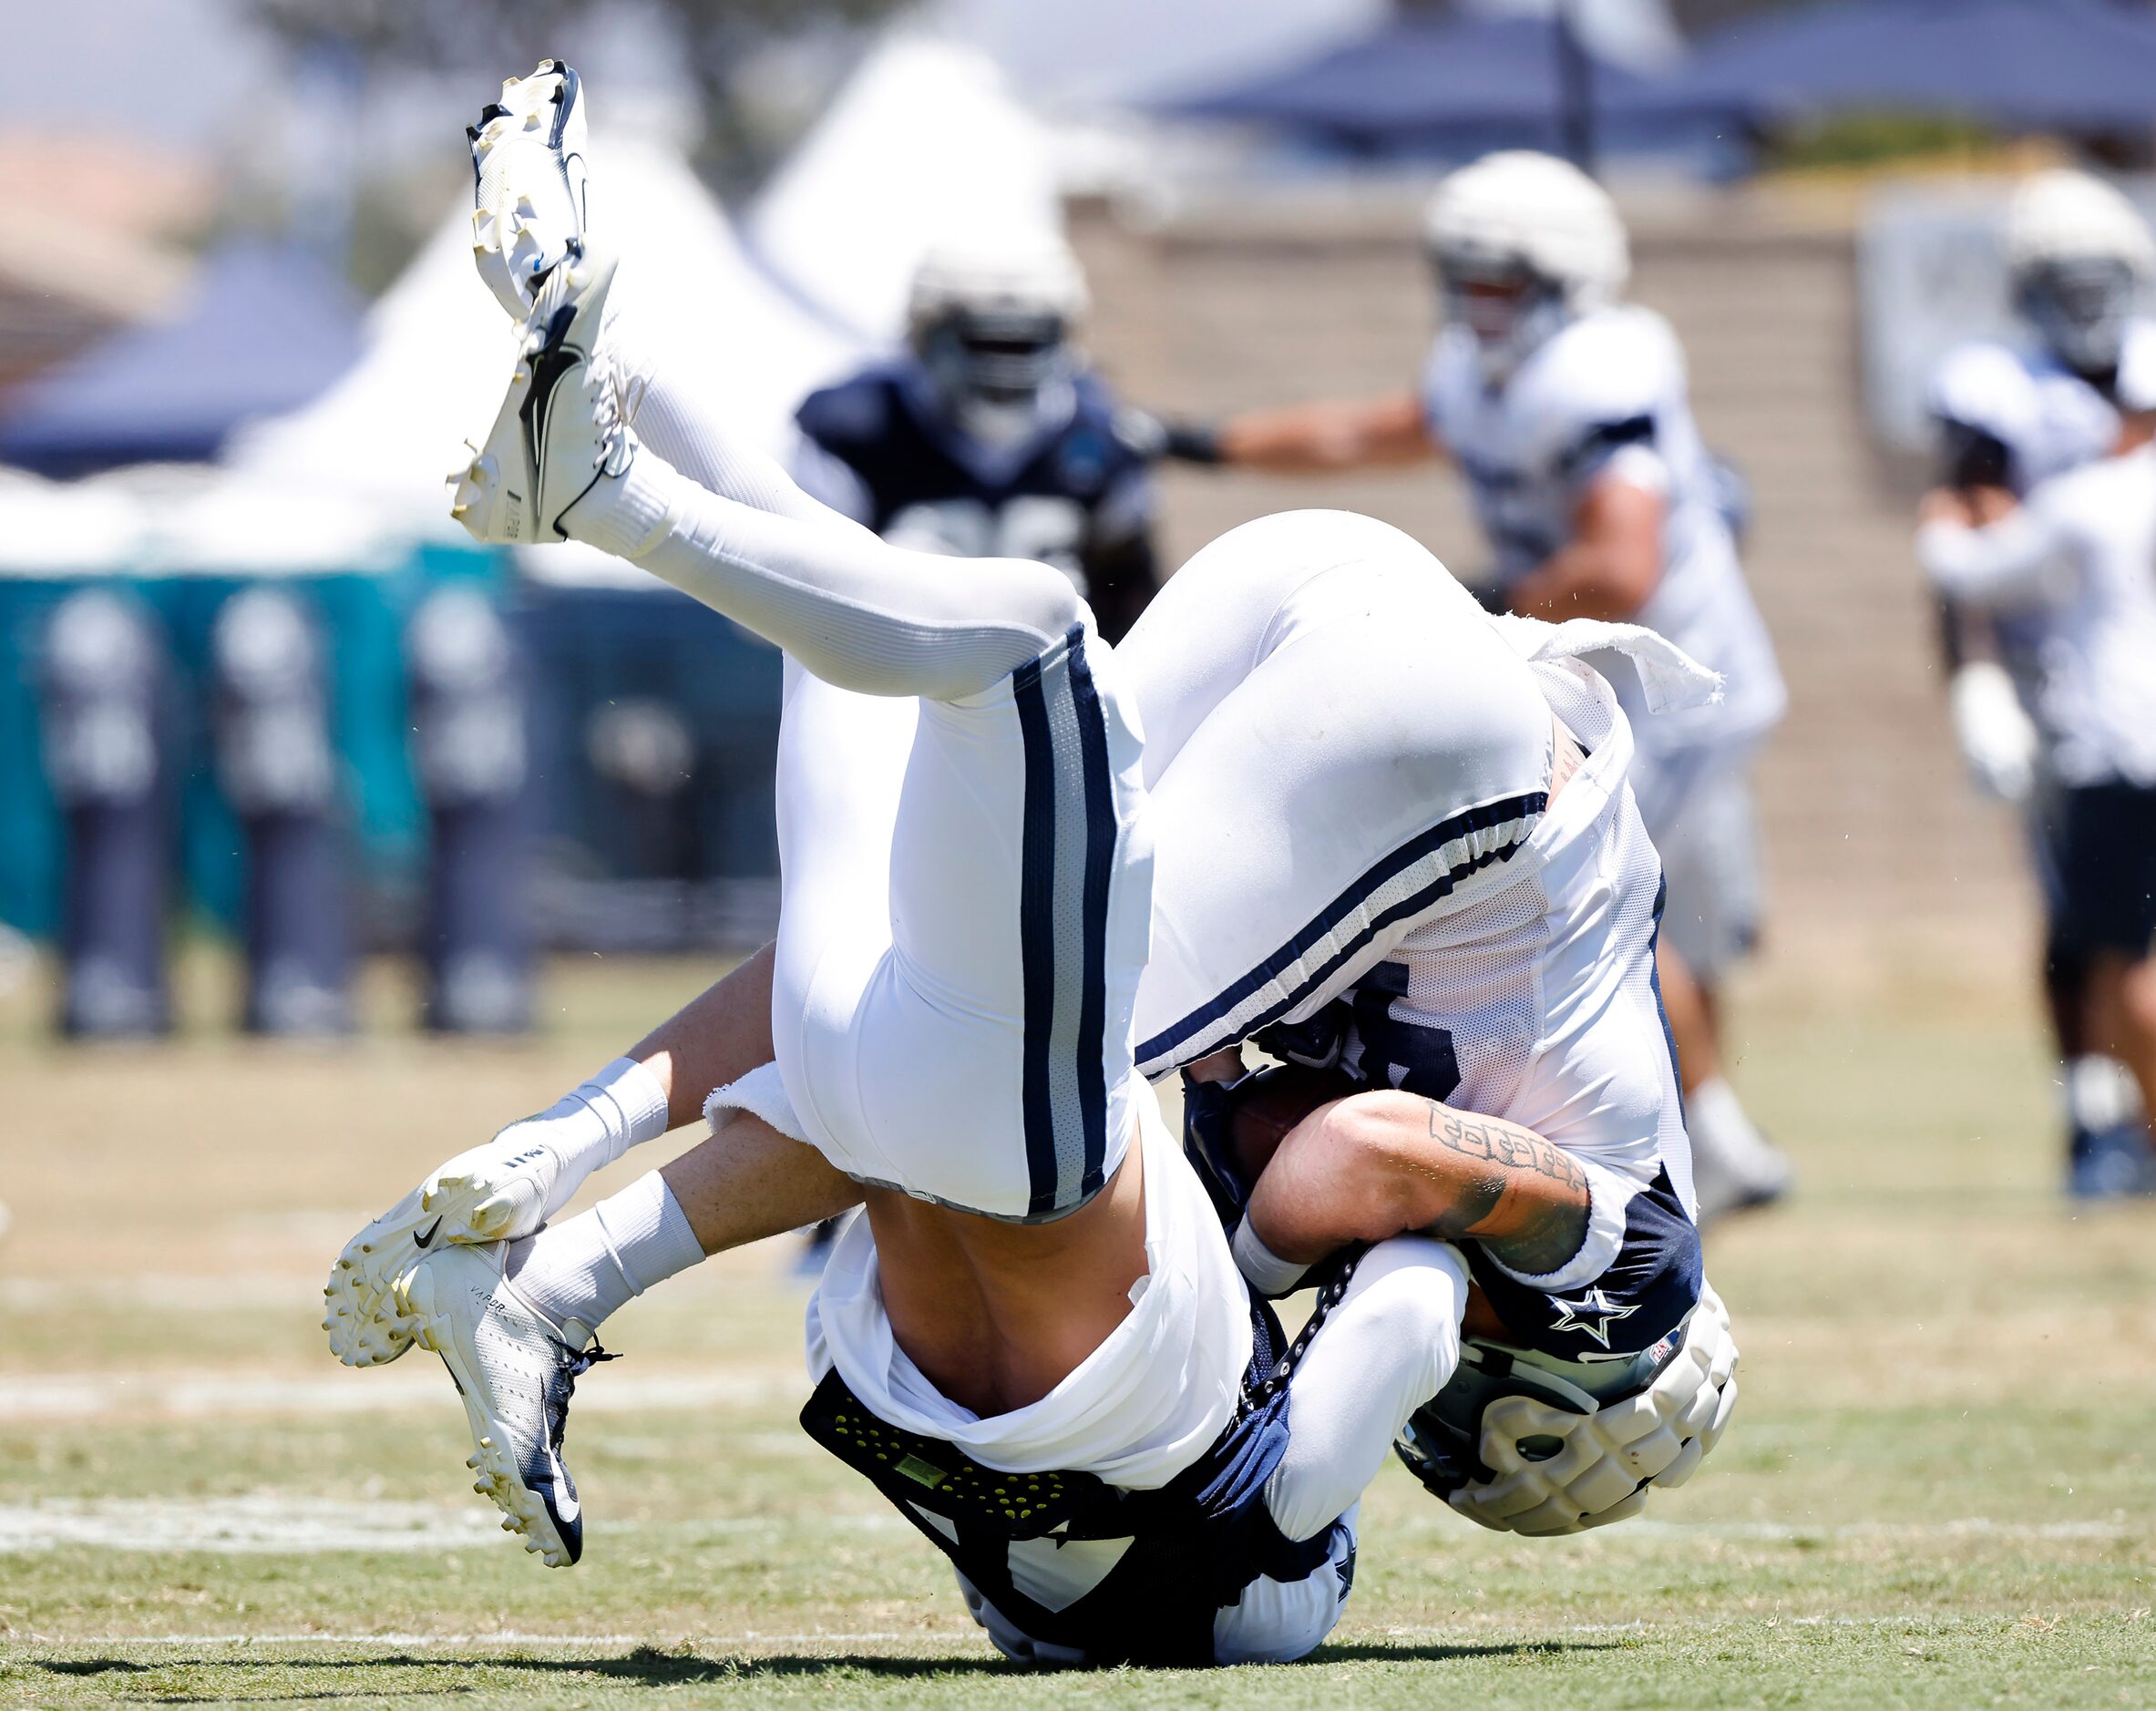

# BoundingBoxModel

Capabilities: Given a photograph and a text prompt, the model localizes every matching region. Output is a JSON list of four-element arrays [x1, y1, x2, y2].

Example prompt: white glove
[[1949, 661, 2039, 804]]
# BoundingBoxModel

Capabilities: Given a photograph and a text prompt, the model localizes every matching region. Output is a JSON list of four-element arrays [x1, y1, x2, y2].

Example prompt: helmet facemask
[[1434, 247, 1573, 386], [915, 306, 1074, 447], [2017, 255, 2141, 382]]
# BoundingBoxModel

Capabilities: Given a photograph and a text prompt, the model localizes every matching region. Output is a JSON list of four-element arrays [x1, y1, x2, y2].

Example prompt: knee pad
[[1393, 1285, 1739, 1537]]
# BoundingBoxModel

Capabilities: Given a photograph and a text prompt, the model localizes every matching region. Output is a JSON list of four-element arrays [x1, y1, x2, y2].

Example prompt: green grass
[[2, 953, 2153, 1706]]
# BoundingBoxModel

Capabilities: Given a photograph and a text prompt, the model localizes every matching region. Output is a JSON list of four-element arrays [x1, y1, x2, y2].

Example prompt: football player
[[1163, 152, 1790, 1225], [787, 231, 1165, 644], [1921, 299, 2156, 1195], [326, 69, 1738, 1667], [1919, 168, 2156, 1195]]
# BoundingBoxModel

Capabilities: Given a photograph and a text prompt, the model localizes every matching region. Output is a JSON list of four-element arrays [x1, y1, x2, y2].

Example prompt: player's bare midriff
[[860, 1122, 1150, 1417]]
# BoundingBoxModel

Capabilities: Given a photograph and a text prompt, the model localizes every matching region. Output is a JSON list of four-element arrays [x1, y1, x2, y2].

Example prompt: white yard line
[[0, 1497, 906, 1555], [1621, 1516, 2130, 1542], [0, 1368, 803, 1421], [0, 1276, 308, 1311], [14, 1630, 933, 1649], [0, 1492, 2122, 1558], [0, 1498, 504, 1555]]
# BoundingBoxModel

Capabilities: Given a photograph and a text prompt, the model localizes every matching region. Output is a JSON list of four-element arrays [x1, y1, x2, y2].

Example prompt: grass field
[[2, 948, 2153, 1708]]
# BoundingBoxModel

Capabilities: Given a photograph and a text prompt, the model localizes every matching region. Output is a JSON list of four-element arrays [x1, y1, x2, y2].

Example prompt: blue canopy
[[1627, 0, 2156, 135], [0, 242, 363, 478], [1154, 12, 1687, 154]]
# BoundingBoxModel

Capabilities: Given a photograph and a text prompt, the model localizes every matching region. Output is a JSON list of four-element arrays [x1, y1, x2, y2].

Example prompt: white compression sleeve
[[504, 1170, 706, 1336], [1263, 1235, 1468, 1543], [599, 270, 871, 533], [571, 268, 1085, 701], [576, 447, 1083, 703]]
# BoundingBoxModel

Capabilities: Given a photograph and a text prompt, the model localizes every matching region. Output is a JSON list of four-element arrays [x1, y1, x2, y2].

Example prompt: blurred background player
[[1918, 168, 2156, 1197], [1171, 151, 1790, 1224], [789, 231, 1165, 645]]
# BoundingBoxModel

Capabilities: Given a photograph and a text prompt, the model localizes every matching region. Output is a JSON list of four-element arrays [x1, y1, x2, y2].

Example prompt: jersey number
[[886, 497, 1090, 589], [1350, 973, 1463, 1102]]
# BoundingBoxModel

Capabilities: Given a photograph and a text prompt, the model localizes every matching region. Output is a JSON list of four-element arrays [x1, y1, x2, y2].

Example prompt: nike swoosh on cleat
[[414, 1217, 444, 1249]]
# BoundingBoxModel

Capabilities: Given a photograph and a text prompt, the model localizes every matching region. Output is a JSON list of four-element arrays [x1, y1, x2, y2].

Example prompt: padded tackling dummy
[[407, 587, 532, 1034], [38, 589, 171, 1039], [211, 587, 352, 1036]]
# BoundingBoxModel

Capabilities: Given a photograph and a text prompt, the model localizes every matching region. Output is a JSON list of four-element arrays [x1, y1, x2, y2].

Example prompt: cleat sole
[[323, 1172, 513, 1368]]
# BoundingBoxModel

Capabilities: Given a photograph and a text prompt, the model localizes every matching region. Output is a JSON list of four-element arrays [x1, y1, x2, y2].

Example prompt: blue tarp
[[0, 242, 363, 478], [1158, 1, 2156, 159], [1620, 0, 2156, 135], [1154, 12, 1688, 154]]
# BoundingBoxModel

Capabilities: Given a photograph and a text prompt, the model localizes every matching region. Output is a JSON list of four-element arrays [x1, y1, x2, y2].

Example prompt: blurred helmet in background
[[1424, 150, 1630, 384], [2006, 169, 2156, 381], [907, 230, 1089, 446]]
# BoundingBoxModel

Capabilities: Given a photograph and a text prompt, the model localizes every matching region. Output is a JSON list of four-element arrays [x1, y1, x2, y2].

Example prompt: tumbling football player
[[787, 231, 1165, 644], [1163, 153, 1790, 1225], [328, 68, 1738, 1667], [1918, 169, 2156, 1196]]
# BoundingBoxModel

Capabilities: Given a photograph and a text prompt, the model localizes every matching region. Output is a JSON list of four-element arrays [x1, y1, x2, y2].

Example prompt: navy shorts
[[2041, 782, 2156, 962], [1461, 1167, 1703, 1362]]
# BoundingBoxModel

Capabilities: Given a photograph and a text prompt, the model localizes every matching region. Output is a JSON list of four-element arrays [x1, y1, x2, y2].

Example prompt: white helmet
[[1395, 1285, 1740, 1537], [906, 230, 1088, 443], [1423, 150, 1629, 381], [2006, 170, 2155, 379]]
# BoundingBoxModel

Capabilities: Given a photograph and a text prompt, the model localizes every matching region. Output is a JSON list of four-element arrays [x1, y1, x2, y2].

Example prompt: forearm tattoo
[[1421, 1101, 1590, 1276]]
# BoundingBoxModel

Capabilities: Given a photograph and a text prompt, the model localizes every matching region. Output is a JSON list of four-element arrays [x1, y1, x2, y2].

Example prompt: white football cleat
[[404, 1241, 611, 1568], [323, 1128, 573, 1368], [470, 60, 590, 320], [449, 249, 635, 547]]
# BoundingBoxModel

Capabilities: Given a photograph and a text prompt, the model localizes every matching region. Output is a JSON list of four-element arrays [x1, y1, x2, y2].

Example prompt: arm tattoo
[[1424, 1103, 1589, 1194], [1419, 1100, 1591, 1276]]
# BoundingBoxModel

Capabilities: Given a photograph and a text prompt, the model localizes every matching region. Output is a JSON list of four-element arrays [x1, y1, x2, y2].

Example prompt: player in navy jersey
[[789, 233, 1165, 644]]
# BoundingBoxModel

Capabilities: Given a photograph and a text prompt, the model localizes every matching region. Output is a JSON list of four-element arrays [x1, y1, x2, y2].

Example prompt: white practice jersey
[[1421, 307, 1785, 764], [1920, 445, 2156, 788], [1124, 513, 1708, 1259], [1925, 328, 2156, 497]]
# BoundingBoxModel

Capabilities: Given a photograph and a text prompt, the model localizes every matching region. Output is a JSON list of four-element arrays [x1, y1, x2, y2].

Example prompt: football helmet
[[907, 231, 1088, 446], [2006, 169, 2155, 381], [1394, 1283, 1738, 1536], [1423, 150, 1629, 384]]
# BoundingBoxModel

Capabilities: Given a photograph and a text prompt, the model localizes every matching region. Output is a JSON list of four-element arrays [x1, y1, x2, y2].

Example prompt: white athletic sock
[[597, 282, 836, 530], [503, 1170, 705, 1336], [1232, 1214, 1312, 1299], [594, 454, 1080, 702], [542, 1056, 672, 1174], [561, 423, 1080, 704]]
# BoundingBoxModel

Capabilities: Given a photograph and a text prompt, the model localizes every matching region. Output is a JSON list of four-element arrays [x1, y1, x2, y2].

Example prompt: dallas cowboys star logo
[[1547, 1287, 1639, 1349]]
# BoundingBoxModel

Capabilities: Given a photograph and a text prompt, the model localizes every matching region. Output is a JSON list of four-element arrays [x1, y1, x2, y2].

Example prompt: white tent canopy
[[747, 35, 1063, 349], [0, 463, 400, 578], [225, 130, 860, 564]]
